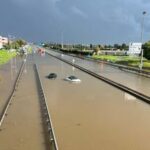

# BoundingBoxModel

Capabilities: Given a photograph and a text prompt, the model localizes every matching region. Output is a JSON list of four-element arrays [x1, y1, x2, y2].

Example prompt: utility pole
[[61, 32, 64, 49], [139, 11, 146, 70]]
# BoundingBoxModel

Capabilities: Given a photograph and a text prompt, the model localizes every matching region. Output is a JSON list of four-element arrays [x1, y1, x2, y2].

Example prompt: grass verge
[[0, 49, 16, 65], [92, 55, 150, 69]]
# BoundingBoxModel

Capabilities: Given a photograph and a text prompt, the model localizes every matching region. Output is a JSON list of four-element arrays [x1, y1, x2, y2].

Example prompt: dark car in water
[[47, 73, 57, 79]]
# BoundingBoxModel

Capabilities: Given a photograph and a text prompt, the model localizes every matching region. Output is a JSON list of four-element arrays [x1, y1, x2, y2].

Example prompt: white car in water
[[65, 75, 81, 83]]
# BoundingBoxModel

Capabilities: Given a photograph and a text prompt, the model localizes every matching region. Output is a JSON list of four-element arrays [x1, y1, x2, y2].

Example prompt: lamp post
[[139, 11, 146, 70], [61, 31, 64, 49]]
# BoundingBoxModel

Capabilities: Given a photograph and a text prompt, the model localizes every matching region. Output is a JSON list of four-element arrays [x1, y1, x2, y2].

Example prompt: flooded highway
[[47, 50, 150, 97], [0, 51, 150, 150], [35, 53, 150, 150], [0, 55, 47, 150], [0, 56, 23, 115]]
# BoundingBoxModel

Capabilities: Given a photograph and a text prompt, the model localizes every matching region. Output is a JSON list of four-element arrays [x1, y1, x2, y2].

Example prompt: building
[[0, 36, 9, 49], [0, 42, 2, 49]]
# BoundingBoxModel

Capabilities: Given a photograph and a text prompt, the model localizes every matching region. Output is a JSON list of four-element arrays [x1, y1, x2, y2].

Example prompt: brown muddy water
[[0, 52, 150, 150], [0, 55, 47, 150], [35, 53, 150, 150], [0, 56, 23, 115], [48, 50, 150, 97]]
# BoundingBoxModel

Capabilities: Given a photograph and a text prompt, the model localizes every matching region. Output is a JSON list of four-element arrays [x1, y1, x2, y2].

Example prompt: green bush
[[0, 50, 16, 65], [143, 42, 150, 60]]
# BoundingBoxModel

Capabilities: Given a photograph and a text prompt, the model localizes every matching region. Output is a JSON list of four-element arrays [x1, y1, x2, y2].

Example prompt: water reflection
[[10, 58, 14, 80], [72, 66, 75, 75], [61, 61, 64, 76], [124, 93, 136, 101], [10, 57, 18, 80], [23, 55, 28, 74], [41, 52, 45, 57], [100, 62, 104, 72], [24, 62, 27, 74], [72, 58, 75, 63]]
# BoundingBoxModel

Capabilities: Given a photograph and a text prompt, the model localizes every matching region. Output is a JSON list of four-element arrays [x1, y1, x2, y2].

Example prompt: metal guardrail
[[86, 57, 150, 77], [50, 49, 150, 78], [0, 61, 25, 127], [47, 52, 150, 104], [34, 64, 59, 150]]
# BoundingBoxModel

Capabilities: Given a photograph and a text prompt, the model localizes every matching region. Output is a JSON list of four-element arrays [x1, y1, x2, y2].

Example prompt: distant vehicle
[[65, 75, 81, 83], [38, 48, 45, 56], [38, 48, 42, 53], [47, 73, 57, 79]]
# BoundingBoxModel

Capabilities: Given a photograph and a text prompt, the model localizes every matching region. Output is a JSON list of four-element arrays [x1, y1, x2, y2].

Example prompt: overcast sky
[[0, 0, 150, 44]]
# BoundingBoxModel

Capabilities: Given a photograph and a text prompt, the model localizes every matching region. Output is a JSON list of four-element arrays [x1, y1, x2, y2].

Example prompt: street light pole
[[61, 31, 64, 49], [139, 11, 146, 70]]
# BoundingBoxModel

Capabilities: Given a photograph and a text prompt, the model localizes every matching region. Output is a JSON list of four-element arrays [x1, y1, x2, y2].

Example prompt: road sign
[[128, 43, 142, 55]]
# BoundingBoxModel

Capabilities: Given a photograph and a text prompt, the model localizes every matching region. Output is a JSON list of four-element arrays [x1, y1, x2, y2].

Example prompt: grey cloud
[[0, 0, 150, 44], [71, 6, 88, 19]]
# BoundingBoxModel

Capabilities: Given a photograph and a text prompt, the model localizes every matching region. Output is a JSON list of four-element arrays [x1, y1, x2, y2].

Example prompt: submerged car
[[65, 75, 81, 83], [47, 73, 57, 79]]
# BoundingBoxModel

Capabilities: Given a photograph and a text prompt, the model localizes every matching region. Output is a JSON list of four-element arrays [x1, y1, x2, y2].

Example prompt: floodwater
[[35, 53, 150, 150], [0, 56, 23, 115], [48, 50, 150, 97], [1, 52, 150, 150], [0, 55, 47, 150]]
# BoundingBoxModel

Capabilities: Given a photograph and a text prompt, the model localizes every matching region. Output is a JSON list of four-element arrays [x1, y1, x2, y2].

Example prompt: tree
[[143, 41, 150, 60], [94, 46, 100, 55], [90, 44, 93, 49], [3, 39, 26, 50], [98, 44, 102, 49], [121, 43, 128, 50], [103, 45, 107, 49], [108, 45, 113, 49], [3, 44, 10, 50], [15, 39, 26, 47], [114, 44, 121, 49], [11, 42, 20, 49]]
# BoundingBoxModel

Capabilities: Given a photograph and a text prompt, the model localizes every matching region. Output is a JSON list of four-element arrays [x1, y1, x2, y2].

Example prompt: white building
[[127, 43, 142, 55], [0, 42, 2, 49], [0, 36, 9, 49]]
